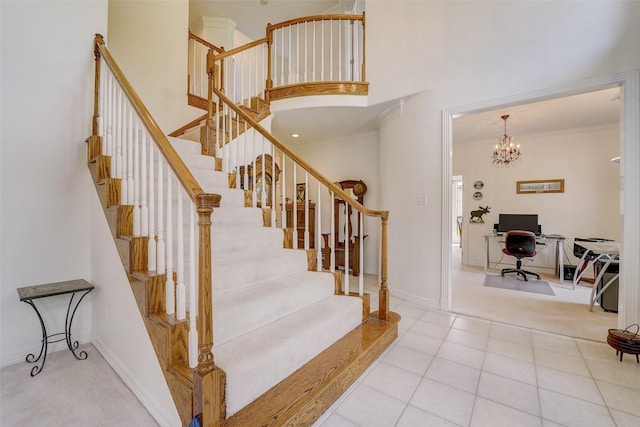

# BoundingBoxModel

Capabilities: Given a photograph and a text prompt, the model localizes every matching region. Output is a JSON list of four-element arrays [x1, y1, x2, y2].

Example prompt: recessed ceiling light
[[291, 133, 300, 138]]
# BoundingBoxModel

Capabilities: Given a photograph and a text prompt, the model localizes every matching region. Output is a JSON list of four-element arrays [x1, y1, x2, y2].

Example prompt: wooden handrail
[[169, 113, 208, 137], [189, 31, 224, 53], [93, 34, 224, 424], [212, 37, 269, 62], [268, 14, 364, 32], [94, 35, 206, 204], [212, 87, 387, 221]]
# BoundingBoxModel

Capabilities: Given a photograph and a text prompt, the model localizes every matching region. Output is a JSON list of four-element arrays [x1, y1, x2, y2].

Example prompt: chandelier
[[492, 114, 521, 166]]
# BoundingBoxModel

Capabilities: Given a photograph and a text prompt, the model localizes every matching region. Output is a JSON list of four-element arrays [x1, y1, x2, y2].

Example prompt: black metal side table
[[17, 279, 94, 376]]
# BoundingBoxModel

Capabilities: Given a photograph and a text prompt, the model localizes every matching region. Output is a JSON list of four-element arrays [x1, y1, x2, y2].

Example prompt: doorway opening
[[441, 71, 640, 336]]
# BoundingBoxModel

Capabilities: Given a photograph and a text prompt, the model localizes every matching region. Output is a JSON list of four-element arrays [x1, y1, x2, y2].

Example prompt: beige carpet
[[0, 344, 159, 426], [451, 247, 617, 342]]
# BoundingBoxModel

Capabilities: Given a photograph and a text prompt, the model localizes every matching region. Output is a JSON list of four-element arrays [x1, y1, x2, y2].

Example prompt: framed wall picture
[[517, 179, 564, 194], [296, 183, 306, 202]]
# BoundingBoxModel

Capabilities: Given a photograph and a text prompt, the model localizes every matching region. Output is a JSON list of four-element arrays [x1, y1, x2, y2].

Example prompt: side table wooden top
[[17, 279, 94, 301]]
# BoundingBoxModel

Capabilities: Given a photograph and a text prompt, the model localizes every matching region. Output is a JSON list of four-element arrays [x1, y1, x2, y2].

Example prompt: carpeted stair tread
[[214, 294, 363, 417], [168, 136, 202, 155], [212, 248, 309, 293], [177, 152, 216, 170], [213, 270, 336, 345], [209, 187, 245, 207], [190, 168, 229, 188]]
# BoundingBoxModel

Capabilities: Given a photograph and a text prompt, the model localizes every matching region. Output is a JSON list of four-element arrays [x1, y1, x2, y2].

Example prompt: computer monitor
[[498, 214, 540, 235]]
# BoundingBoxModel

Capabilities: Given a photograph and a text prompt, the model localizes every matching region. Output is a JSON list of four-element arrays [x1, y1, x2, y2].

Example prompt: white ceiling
[[189, 0, 341, 41], [452, 87, 621, 145], [188, 2, 621, 147]]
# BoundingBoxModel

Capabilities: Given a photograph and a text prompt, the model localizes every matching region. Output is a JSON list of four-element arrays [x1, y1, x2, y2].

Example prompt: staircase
[[89, 19, 399, 425]]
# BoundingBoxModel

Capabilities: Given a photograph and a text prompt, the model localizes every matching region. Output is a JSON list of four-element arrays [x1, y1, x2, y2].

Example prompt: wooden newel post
[[266, 24, 273, 93], [194, 193, 225, 427], [379, 214, 389, 321], [205, 50, 216, 158], [92, 34, 104, 137]]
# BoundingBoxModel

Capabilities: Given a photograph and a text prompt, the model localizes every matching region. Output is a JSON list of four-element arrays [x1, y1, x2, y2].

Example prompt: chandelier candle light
[[492, 114, 521, 165]]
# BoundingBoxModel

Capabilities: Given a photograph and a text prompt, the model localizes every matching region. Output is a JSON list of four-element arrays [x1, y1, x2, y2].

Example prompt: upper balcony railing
[[187, 13, 367, 109]]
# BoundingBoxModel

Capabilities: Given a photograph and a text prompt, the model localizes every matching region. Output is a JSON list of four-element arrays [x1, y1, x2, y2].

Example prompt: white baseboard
[[92, 339, 181, 427], [389, 286, 440, 310]]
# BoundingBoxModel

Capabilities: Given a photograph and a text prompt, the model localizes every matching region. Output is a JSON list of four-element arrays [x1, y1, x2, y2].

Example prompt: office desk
[[483, 234, 566, 283], [572, 241, 620, 311]]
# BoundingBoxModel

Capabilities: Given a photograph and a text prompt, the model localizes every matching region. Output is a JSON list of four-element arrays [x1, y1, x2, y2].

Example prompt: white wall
[[370, 1, 640, 308], [90, 192, 181, 426], [0, 0, 106, 366], [455, 124, 621, 271], [87, 1, 193, 424], [108, 0, 199, 134]]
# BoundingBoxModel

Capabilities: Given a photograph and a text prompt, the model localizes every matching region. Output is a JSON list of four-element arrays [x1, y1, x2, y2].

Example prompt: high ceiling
[[188, 2, 621, 147], [189, 0, 342, 40], [452, 87, 621, 145]]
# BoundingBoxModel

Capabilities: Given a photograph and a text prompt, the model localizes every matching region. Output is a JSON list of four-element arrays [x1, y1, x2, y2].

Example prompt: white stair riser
[[213, 271, 335, 345], [212, 207, 264, 227], [212, 249, 309, 293], [215, 295, 363, 416]]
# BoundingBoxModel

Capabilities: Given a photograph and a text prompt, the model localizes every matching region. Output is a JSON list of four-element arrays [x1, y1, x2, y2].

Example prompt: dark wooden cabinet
[[285, 203, 315, 249], [321, 180, 367, 276]]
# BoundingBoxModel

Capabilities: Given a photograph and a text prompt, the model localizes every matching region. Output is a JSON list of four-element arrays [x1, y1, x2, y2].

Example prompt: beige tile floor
[[313, 299, 640, 427], [3, 258, 637, 427], [315, 255, 638, 427]]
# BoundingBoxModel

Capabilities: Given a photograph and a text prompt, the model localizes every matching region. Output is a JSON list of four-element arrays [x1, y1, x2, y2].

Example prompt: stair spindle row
[[97, 62, 201, 368]]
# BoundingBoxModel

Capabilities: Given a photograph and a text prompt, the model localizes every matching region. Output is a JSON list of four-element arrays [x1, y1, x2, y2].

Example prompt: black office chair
[[501, 230, 541, 281]]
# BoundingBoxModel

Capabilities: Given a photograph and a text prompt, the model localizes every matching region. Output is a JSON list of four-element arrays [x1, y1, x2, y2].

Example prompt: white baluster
[[304, 22, 308, 83], [280, 29, 284, 86], [321, 21, 325, 81], [121, 97, 128, 204], [359, 211, 364, 296], [140, 132, 148, 237], [280, 153, 286, 229], [126, 107, 134, 205], [338, 20, 342, 81], [313, 21, 317, 82], [156, 155, 165, 274], [293, 164, 298, 249], [316, 183, 322, 270], [304, 172, 309, 250], [147, 141, 156, 272], [115, 89, 123, 180], [344, 201, 349, 295], [330, 19, 334, 81], [176, 190, 185, 320], [165, 168, 175, 315], [98, 65, 104, 138], [271, 149, 276, 226], [295, 24, 299, 83], [330, 191, 335, 272], [107, 73, 114, 158], [133, 118, 141, 236], [103, 71, 109, 156], [288, 26, 292, 84]]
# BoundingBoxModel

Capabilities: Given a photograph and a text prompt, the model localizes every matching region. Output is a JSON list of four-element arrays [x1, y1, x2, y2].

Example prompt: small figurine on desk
[[470, 206, 491, 223]]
